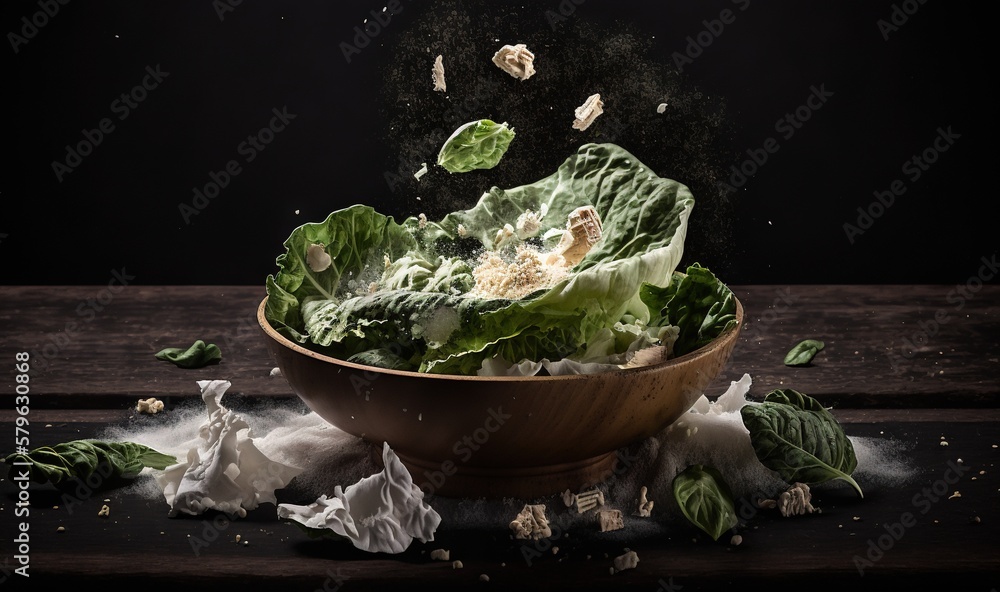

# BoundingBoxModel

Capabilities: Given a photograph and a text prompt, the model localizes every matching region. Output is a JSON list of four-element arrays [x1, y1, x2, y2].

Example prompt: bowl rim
[[257, 294, 743, 382]]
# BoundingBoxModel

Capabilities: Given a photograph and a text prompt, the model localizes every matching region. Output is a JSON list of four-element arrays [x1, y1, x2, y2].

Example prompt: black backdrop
[[2, 0, 992, 286]]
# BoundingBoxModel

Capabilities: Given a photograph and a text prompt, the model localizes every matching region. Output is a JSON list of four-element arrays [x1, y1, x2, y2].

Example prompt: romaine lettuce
[[264, 143, 733, 375]]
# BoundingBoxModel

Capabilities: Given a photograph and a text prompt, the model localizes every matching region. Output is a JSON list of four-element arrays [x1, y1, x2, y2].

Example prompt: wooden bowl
[[258, 296, 743, 499]]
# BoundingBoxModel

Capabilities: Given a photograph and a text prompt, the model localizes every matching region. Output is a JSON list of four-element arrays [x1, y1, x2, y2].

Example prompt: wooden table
[[1, 285, 998, 590]]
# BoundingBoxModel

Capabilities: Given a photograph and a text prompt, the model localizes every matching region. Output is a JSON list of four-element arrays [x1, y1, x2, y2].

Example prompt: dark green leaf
[[4, 439, 177, 485], [741, 389, 862, 497], [155, 339, 222, 368], [640, 263, 738, 356], [672, 464, 738, 541], [784, 339, 824, 366]]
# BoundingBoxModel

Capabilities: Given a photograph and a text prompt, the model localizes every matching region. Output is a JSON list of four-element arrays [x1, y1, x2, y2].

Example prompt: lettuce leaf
[[265, 143, 701, 374]]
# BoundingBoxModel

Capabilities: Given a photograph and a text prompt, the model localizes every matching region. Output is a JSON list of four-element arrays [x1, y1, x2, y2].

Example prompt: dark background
[[2, 0, 992, 286]]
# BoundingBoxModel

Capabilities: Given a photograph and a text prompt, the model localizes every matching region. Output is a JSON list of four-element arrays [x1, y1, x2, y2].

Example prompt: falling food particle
[[611, 550, 639, 574], [479, 574, 490, 582], [236, 534, 242, 543], [269, 367, 282, 378], [432, 55, 446, 92], [294, 209, 300, 215], [414, 163, 428, 180], [57, 526, 65, 532], [730, 534, 743, 546], [98, 504, 110, 518], [430, 549, 450, 561], [656, 103, 668, 113], [940, 441, 949, 447], [418, 213, 427, 229], [452, 560, 464, 569], [972, 516, 981, 524], [572, 93, 604, 131], [492, 43, 536, 80], [949, 491, 961, 499]]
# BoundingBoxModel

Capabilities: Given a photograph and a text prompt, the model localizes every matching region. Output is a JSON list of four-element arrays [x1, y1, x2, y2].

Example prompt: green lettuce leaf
[[437, 119, 515, 173], [265, 143, 697, 374]]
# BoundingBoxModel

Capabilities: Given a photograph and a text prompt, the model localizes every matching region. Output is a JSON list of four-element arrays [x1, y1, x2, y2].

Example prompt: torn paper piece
[[572, 93, 604, 131], [155, 380, 303, 518], [492, 43, 536, 80], [277, 442, 442, 554]]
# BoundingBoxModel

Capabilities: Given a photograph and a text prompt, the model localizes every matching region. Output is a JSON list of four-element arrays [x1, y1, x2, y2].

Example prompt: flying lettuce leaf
[[437, 119, 515, 173], [265, 143, 701, 374]]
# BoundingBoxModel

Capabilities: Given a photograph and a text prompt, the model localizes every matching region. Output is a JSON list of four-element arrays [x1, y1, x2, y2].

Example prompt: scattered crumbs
[[940, 440, 949, 447], [656, 102, 667, 114], [269, 367, 282, 377], [479, 574, 490, 582], [730, 534, 743, 546], [98, 504, 110, 518], [418, 213, 427, 229], [972, 516, 982, 524], [160, 531, 165, 535], [244, 540, 249, 546], [45, 424, 53, 428], [452, 560, 464, 569], [52, 505, 59, 510], [236, 534, 242, 543], [552, 546, 559, 555], [949, 491, 961, 499], [853, 516, 861, 521], [294, 209, 300, 215], [415, 162, 429, 180], [957, 458, 964, 464], [57, 526, 65, 532], [430, 548, 450, 561]]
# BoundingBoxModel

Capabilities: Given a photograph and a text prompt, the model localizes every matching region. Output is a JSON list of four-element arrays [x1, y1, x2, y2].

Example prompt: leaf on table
[[155, 339, 222, 368], [672, 464, 738, 541], [741, 388, 863, 497], [3, 439, 176, 486], [783, 339, 824, 366]]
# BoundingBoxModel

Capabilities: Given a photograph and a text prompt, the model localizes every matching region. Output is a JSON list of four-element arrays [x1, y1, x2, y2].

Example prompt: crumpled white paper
[[156, 380, 303, 518], [277, 441, 442, 554]]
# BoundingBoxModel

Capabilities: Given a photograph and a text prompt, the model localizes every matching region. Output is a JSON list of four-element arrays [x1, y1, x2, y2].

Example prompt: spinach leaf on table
[[784, 339, 824, 366], [672, 464, 738, 541], [4, 439, 176, 485], [741, 388, 863, 497], [155, 339, 222, 368]]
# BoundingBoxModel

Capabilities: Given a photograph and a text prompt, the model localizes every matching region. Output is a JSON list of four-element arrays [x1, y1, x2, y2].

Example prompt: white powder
[[107, 375, 916, 535]]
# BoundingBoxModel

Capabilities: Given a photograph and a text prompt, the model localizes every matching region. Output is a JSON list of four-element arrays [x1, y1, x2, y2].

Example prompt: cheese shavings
[[155, 380, 303, 518], [277, 441, 442, 554]]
